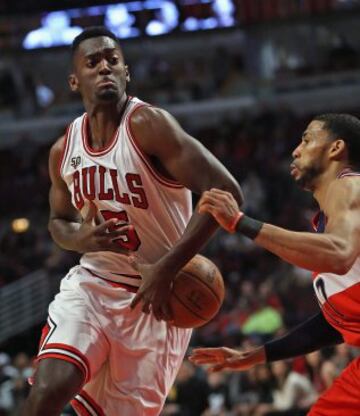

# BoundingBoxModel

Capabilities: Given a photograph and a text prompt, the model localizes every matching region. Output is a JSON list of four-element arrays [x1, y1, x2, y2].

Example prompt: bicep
[[162, 134, 234, 194], [132, 108, 240, 196], [324, 184, 360, 261], [49, 181, 80, 222], [48, 137, 81, 223]]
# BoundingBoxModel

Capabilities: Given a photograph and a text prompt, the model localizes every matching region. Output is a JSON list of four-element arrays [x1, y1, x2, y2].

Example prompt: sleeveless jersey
[[59, 97, 192, 288], [312, 169, 360, 346]]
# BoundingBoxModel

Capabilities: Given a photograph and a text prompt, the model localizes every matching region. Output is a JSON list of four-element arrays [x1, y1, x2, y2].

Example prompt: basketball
[[170, 254, 225, 328]]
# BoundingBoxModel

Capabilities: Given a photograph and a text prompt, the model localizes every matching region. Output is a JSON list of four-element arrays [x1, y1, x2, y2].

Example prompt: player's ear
[[329, 139, 346, 161], [68, 73, 79, 92], [125, 65, 130, 83]]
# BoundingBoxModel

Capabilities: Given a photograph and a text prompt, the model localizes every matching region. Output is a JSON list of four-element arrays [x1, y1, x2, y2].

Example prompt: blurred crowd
[[1, 23, 359, 117], [162, 343, 358, 416]]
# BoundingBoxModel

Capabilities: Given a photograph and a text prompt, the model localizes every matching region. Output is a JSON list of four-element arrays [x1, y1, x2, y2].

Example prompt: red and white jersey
[[59, 97, 192, 287], [313, 169, 360, 347]]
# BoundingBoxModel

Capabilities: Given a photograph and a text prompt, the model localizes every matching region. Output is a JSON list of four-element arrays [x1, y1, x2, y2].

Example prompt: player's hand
[[198, 189, 242, 233], [74, 202, 131, 254], [188, 346, 266, 373], [129, 256, 173, 322]]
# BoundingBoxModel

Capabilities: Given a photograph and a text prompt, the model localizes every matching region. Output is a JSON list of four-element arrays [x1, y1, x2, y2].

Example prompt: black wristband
[[236, 215, 263, 240], [264, 312, 343, 362]]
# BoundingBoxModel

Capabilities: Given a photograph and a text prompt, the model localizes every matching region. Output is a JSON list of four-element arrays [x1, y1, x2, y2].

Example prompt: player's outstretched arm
[[189, 311, 343, 373], [48, 136, 130, 254], [129, 106, 243, 320], [199, 180, 360, 274], [189, 346, 266, 373]]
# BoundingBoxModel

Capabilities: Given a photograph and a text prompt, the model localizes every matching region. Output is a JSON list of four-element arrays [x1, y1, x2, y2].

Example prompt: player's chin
[[293, 176, 308, 189], [96, 88, 119, 102]]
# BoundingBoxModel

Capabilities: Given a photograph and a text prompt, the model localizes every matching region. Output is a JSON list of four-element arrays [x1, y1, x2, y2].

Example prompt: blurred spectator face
[[176, 360, 195, 383], [291, 120, 335, 190], [335, 343, 350, 358], [306, 351, 321, 368], [320, 360, 337, 389], [208, 371, 226, 387], [271, 361, 290, 379], [256, 365, 272, 383], [13, 353, 30, 371], [69, 36, 129, 104]]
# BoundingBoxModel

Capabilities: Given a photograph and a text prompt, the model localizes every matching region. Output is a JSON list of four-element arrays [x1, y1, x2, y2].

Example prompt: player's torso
[[59, 97, 192, 286], [312, 170, 360, 346]]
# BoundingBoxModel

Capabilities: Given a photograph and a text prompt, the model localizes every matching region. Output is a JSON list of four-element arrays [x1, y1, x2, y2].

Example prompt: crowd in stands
[[1, 21, 359, 118]]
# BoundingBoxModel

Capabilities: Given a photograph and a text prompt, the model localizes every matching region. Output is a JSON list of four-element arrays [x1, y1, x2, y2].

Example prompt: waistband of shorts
[[83, 267, 140, 293]]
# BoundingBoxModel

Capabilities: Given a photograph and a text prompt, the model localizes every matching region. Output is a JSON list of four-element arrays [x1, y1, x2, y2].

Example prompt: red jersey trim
[[75, 390, 105, 416], [71, 390, 105, 416], [37, 353, 88, 383], [82, 113, 120, 157], [337, 168, 360, 178], [38, 316, 57, 351], [126, 104, 185, 189], [71, 400, 93, 416], [58, 122, 73, 177], [37, 343, 90, 383]]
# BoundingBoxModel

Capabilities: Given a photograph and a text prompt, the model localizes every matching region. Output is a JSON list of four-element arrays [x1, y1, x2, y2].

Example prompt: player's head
[[68, 26, 130, 104], [291, 113, 360, 190]]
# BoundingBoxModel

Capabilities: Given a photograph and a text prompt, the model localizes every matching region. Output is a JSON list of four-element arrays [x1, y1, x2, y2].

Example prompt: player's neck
[[85, 95, 128, 149], [313, 162, 348, 208]]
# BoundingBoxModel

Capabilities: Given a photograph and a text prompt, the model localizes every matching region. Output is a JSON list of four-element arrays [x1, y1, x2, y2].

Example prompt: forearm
[[158, 209, 219, 272], [48, 218, 82, 252], [238, 216, 346, 273], [158, 179, 242, 272], [264, 312, 343, 362]]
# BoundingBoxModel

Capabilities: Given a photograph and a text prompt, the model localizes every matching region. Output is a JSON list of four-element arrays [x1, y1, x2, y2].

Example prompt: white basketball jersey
[[59, 97, 192, 287]]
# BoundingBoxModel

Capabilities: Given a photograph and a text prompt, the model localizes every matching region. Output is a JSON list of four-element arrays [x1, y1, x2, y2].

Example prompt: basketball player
[[190, 114, 360, 415], [23, 27, 243, 416]]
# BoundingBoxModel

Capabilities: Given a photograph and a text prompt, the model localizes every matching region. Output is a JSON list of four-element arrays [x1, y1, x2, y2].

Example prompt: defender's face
[[69, 36, 129, 103], [290, 120, 333, 190]]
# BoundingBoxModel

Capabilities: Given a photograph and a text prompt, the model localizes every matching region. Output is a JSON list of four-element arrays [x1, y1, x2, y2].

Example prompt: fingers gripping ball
[[170, 255, 225, 328]]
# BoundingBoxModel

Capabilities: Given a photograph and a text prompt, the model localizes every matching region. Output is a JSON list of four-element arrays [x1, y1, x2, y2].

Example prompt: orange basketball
[[170, 254, 225, 328]]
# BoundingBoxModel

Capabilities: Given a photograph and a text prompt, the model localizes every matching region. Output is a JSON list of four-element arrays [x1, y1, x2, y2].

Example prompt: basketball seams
[[171, 292, 207, 323], [177, 270, 223, 303]]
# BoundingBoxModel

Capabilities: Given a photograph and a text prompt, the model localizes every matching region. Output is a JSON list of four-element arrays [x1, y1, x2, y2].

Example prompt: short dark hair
[[314, 113, 360, 168], [72, 26, 121, 54]]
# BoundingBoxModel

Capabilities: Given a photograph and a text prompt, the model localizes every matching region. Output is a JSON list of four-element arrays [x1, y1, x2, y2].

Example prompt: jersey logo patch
[[71, 156, 81, 169]]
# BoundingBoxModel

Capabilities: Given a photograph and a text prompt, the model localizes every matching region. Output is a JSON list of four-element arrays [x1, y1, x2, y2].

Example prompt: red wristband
[[228, 211, 244, 233]]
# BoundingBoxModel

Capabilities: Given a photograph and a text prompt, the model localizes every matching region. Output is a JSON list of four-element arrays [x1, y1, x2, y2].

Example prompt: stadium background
[[1, 0, 360, 414]]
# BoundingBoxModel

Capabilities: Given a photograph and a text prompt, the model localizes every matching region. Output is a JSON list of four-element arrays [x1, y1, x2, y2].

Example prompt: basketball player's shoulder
[[130, 103, 172, 128], [50, 135, 66, 164], [48, 134, 69, 183], [129, 104, 178, 151], [327, 175, 360, 209]]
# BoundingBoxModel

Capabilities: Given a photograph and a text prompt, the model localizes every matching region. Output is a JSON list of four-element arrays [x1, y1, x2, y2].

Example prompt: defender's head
[[291, 113, 360, 190], [68, 26, 130, 104]]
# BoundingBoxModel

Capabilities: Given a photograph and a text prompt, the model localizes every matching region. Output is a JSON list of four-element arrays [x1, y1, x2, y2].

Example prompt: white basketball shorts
[[35, 265, 192, 416]]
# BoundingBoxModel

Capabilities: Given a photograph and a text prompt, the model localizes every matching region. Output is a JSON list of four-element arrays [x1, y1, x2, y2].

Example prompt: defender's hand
[[189, 346, 266, 373], [129, 257, 174, 322], [74, 202, 131, 254], [198, 189, 242, 233]]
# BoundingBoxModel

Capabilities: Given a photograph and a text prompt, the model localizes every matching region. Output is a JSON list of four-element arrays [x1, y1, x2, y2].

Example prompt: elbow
[[330, 251, 355, 275], [48, 218, 55, 237], [219, 179, 244, 207]]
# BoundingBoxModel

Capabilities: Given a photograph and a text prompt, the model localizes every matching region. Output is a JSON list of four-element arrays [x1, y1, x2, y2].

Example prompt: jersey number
[[101, 210, 141, 251]]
